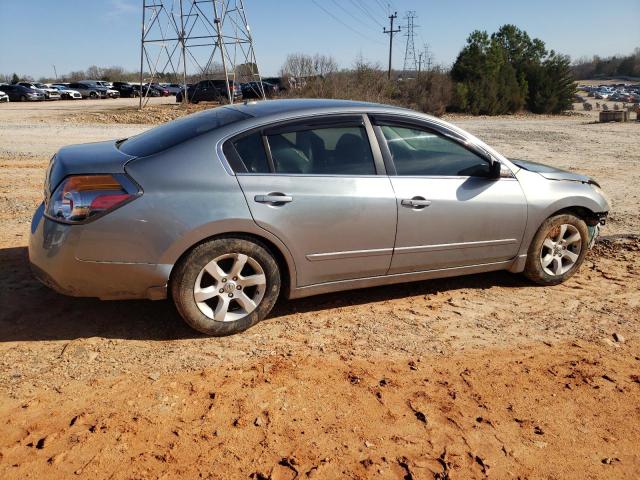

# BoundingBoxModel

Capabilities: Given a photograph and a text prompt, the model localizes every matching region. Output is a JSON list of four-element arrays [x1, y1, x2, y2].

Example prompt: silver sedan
[[29, 99, 609, 335]]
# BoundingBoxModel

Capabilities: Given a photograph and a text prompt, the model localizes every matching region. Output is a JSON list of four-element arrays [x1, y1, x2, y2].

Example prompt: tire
[[20, 95, 27, 102], [171, 237, 281, 336], [524, 213, 589, 286], [89, 91, 98, 99]]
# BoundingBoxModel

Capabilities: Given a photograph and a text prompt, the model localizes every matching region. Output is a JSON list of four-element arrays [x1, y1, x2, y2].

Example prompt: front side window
[[267, 126, 375, 175], [380, 125, 490, 177]]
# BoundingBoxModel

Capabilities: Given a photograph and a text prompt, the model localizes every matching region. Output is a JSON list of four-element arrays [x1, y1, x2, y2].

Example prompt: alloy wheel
[[539, 224, 582, 276], [193, 253, 266, 322]]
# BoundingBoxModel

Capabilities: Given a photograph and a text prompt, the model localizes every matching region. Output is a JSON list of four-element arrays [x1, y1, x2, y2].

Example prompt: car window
[[267, 126, 375, 175], [231, 132, 270, 173], [380, 125, 490, 177], [118, 107, 250, 157]]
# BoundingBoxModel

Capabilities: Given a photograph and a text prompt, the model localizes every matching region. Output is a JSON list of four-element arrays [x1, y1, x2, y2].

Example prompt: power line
[[349, 0, 385, 28], [310, 0, 383, 45], [330, 0, 380, 32]]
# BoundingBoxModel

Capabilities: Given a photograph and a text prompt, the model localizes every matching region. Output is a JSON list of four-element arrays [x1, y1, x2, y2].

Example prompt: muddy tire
[[171, 236, 280, 336], [524, 213, 589, 286]]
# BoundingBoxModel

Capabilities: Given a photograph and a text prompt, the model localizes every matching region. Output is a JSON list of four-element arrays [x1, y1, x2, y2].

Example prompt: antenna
[[139, 0, 264, 109], [402, 11, 418, 78]]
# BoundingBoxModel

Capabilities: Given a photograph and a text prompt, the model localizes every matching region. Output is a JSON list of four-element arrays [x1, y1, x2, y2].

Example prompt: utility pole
[[52, 65, 58, 80], [383, 12, 400, 80], [417, 52, 423, 75]]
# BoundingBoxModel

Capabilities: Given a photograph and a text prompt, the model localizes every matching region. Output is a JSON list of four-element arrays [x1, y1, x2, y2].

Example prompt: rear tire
[[20, 95, 27, 102], [171, 237, 280, 336], [524, 213, 589, 285]]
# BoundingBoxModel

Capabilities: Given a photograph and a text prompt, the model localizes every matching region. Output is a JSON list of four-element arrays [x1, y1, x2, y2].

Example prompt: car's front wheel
[[524, 213, 589, 285], [171, 237, 281, 336]]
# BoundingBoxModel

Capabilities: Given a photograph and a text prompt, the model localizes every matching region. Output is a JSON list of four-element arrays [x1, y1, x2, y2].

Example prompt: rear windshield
[[117, 107, 250, 157]]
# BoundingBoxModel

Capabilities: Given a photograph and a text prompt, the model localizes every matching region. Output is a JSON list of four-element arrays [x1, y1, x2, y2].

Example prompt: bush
[[283, 55, 452, 116]]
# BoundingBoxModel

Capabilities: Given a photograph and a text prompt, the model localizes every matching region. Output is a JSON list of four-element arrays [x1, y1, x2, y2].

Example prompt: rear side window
[[267, 126, 375, 175], [380, 125, 490, 177], [231, 132, 270, 173], [118, 107, 250, 157]]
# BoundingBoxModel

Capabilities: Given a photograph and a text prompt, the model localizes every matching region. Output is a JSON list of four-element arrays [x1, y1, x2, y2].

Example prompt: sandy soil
[[0, 99, 639, 479]]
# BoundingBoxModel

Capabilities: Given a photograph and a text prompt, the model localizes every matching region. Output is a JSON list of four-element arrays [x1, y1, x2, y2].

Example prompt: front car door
[[370, 115, 527, 274], [228, 115, 398, 286]]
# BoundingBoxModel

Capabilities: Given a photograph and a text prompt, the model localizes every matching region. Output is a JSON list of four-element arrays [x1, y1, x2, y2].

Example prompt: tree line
[[4, 25, 633, 116]]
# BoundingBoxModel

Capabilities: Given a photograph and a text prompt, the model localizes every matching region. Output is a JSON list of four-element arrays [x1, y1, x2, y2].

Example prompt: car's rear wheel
[[171, 237, 280, 336], [524, 213, 589, 285], [89, 91, 98, 99], [20, 95, 27, 102]]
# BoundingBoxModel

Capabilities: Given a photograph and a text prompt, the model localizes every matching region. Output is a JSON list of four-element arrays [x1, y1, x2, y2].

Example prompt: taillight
[[46, 174, 140, 224]]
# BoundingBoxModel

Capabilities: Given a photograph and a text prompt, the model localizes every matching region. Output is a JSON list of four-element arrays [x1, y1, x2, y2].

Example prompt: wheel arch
[[167, 229, 296, 299]]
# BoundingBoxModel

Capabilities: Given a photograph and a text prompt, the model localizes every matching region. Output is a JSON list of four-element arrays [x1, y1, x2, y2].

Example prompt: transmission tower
[[401, 11, 418, 78], [139, 0, 264, 108]]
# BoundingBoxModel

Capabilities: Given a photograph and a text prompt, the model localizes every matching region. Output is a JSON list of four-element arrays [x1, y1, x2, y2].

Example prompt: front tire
[[524, 213, 589, 285], [171, 237, 281, 336]]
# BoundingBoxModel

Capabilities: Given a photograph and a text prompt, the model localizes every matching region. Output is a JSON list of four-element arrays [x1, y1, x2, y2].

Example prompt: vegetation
[[572, 49, 640, 79], [2, 25, 594, 116], [450, 25, 575, 114]]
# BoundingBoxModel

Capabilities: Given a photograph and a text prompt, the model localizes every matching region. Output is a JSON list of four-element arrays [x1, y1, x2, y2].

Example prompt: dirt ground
[[0, 98, 639, 479]]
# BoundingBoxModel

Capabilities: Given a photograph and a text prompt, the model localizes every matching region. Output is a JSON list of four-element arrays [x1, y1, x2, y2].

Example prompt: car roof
[[226, 98, 410, 119]]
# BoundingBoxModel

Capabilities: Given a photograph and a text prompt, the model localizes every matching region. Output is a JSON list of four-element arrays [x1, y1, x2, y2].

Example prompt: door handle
[[401, 198, 431, 208], [254, 193, 293, 204]]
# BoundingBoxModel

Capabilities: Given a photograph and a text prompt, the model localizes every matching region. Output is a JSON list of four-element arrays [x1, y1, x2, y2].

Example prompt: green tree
[[11, 73, 19, 84]]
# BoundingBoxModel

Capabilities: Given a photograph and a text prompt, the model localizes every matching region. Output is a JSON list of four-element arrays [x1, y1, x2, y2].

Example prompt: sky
[[0, 0, 638, 79]]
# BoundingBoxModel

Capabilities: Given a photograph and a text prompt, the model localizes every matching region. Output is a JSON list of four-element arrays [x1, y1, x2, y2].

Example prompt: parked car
[[0, 90, 8, 103], [211, 79, 242, 100], [143, 83, 169, 97], [111, 81, 139, 98], [50, 85, 82, 100], [175, 80, 224, 103], [241, 81, 278, 99], [161, 83, 183, 95], [68, 82, 107, 99], [262, 76, 289, 92], [0, 84, 44, 101], [29, 99, 610, 336], [17, 82, 61, 100], [106, 88, 120, 99]]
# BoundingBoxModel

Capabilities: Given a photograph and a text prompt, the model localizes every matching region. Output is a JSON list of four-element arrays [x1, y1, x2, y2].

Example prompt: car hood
[[509, 158, 599, 186], [47, 140, 135, 194]]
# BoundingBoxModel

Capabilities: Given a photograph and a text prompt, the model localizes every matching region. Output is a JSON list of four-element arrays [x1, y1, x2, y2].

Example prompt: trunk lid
[[46, 140, 135, 199]]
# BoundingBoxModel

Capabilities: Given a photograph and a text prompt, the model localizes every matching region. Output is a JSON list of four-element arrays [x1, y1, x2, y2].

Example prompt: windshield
[[117, 107, 250, 157]]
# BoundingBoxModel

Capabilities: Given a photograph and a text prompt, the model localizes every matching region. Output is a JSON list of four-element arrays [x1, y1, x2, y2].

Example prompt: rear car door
[[371, 116, 527, 274], [227, 115, 398, 287]]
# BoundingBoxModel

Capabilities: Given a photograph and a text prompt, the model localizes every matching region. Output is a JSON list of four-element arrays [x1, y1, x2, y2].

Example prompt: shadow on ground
[[0, 246, 529, 343]]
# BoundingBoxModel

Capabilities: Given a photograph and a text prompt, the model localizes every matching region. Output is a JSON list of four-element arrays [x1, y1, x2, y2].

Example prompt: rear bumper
[[28, 203, 170, 300]]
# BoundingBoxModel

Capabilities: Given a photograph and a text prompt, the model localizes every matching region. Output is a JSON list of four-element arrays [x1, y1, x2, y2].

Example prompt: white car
[[50, 85, 82, 100], [106, 88, 120, 99], [0, 90, 9, 103]]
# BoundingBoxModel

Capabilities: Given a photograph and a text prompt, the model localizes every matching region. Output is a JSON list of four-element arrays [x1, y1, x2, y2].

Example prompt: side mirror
[[489, 160, 502, 179]]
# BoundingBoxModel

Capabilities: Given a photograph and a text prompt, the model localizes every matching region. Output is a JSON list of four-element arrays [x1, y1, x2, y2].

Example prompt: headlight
[[46, 174, 140, 224]]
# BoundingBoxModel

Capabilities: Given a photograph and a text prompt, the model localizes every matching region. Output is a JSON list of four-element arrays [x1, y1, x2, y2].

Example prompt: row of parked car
[[578, 83, 640, 103], [0, 77, 287, 104]]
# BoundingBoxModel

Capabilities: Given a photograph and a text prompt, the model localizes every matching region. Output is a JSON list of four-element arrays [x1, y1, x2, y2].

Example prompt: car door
[[229, 115, 398, 287], [370, 116, 527, 274]]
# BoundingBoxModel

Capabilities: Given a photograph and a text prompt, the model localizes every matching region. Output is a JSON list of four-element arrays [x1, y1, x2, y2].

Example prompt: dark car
[[143, 83, 169, 97], [211, 80, 242, 100], [176, 80, 224, 104], [112, 82, 139, 98], [262, 76, 289, 92], [241, 81, 278, 99], [131, 84, 160, 97], [0, 84, 45, 101]]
